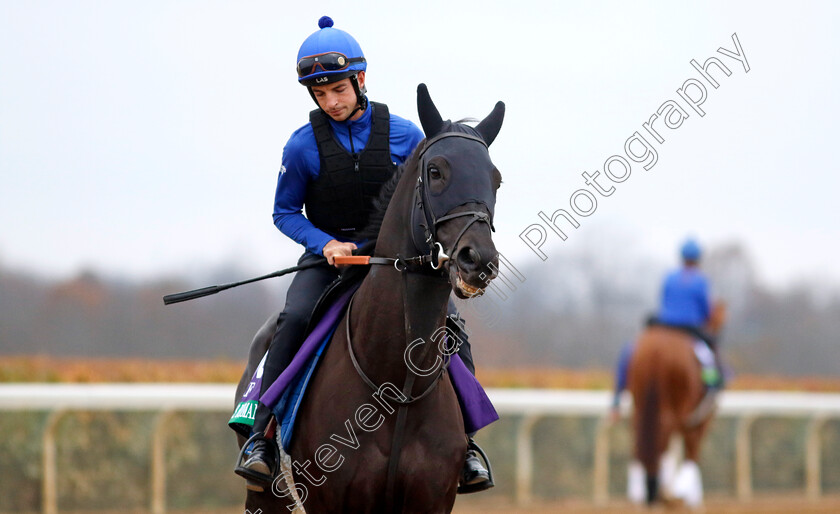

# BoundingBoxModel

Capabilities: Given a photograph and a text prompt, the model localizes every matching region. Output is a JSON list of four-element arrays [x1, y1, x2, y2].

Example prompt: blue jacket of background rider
[[657, 266, 712, 328], [273, 100, 424, 254]]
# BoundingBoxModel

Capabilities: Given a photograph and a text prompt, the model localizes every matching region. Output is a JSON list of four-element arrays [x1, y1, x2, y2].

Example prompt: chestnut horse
[[236, 84, 504, 513], [627, 302, 726, 507]]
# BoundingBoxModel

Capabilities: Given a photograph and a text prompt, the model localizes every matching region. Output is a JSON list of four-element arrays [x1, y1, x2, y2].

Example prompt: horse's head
[[412, 84, 504, 298]]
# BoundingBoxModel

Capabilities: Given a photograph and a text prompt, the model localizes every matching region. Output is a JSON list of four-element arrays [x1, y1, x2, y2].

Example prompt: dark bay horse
[[627, 302, 726, 508], [236, 84, 504, 513]]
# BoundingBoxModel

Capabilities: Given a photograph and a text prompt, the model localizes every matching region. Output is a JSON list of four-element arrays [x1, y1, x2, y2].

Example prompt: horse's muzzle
[[449, 245, 498, 299]]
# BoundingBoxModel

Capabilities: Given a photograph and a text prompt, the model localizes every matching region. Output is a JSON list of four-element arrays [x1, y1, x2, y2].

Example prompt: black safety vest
[[304, 102, 397, 240]]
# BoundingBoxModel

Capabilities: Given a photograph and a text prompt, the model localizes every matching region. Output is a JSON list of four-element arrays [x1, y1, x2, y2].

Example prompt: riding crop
[[162, 260, 323, 305]]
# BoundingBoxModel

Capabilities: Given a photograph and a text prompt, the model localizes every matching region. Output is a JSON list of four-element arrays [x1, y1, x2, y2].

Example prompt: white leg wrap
[[627, 460, 646, 504], [659, 451, 679, 497], [672, 460, 703, 507]]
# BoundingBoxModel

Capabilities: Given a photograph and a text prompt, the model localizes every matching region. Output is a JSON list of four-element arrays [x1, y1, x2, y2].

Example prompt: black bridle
[[411, 131, 496, 270]]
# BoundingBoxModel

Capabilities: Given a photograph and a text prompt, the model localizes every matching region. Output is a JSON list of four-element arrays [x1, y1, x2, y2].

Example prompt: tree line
[[1, 242, 838, 376]]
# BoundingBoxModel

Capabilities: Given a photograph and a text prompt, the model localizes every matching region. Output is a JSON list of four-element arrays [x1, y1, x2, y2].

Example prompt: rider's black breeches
[[253, 252, 338, 432]]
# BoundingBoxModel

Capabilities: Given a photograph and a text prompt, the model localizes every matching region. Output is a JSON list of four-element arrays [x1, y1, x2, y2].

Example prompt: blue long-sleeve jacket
[[273, 101, 425, 255], [657, 267, 712, 327]]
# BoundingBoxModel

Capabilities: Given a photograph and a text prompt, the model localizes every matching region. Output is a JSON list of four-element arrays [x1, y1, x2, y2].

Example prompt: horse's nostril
[[458, 248, 481, 270]]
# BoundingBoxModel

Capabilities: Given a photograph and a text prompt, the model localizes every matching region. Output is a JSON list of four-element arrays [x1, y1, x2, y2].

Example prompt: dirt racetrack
[[38, 495, 840, 514], [453, 495, 840, 513]]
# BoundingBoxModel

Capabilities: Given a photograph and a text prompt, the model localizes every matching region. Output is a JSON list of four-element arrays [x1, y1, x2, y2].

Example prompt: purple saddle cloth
[[228, 286, 499, 437]]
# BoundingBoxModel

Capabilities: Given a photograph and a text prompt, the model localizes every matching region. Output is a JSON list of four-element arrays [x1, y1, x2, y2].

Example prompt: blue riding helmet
[[297, 16, 366, 86], [296, 16, 368, 117], [681, 239, 702, 261]]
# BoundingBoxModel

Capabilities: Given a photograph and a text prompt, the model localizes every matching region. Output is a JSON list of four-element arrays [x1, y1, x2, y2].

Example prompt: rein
[[334, 247, 446, 271], [344, 291, 450, 405]]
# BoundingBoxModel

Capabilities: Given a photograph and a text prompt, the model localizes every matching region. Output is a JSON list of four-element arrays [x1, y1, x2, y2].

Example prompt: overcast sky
[[2, 1, 838, 291]]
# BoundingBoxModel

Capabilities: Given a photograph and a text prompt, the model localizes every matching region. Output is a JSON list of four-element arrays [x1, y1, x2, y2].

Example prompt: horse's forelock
[[440, 120, 483, 140]]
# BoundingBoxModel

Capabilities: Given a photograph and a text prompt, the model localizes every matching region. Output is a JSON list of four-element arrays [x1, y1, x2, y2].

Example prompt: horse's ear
[[475, 101, 505, 146], [417, 83, 443, 137]]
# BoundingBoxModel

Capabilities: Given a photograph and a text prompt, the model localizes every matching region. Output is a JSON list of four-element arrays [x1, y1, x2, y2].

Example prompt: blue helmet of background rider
[[296, 16, 367, 116], [681, 239, 702, 262]]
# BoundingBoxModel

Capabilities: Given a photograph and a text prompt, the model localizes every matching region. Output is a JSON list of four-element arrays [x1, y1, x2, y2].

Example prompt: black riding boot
[[234, 433, 279, 492], [448, 307, 494, 493], [458, 437, 495, 494]]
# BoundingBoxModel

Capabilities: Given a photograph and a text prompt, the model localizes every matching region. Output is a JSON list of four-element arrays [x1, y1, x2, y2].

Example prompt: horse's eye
[[428, 166, 442, 180]]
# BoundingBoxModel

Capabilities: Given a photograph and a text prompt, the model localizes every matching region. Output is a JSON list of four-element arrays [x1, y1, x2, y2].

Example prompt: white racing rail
[[2, 384, 840, 513]]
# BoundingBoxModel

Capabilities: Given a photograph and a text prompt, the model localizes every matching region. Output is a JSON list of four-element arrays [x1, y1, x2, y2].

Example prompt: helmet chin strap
[[343, 74, 368, 121], [306, 73, 368, 122]]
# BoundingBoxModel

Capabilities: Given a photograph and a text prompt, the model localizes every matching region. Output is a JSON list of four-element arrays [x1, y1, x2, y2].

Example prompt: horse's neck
[[350, 265, 452, 386], [351, 170, 453, 382]]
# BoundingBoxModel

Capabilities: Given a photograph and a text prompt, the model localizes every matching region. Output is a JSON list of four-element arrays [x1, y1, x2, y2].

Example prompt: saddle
[[646, 316, 717, 350], [230, 245, 499, 443]]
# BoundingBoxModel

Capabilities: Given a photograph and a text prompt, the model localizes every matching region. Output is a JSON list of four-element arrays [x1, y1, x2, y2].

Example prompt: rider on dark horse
[[235, 16, 492, 493], [611, 239, 725, 419]]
